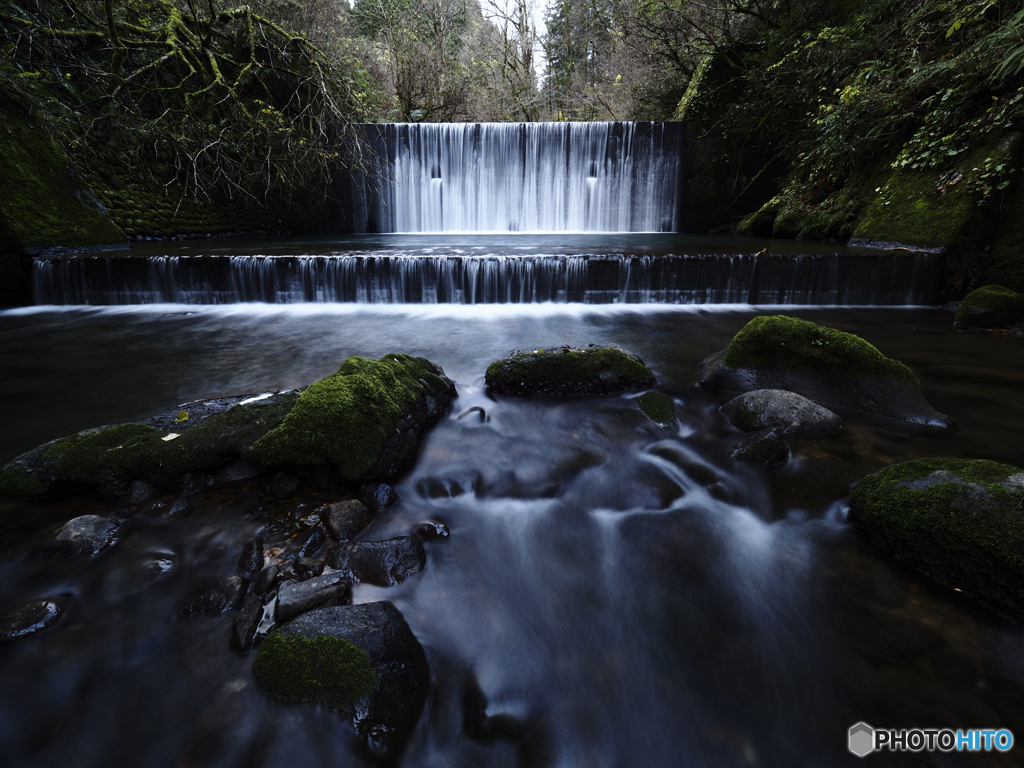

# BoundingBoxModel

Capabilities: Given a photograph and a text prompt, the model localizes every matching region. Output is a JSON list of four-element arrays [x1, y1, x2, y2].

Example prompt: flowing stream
[[2, 299, 1024, 768]]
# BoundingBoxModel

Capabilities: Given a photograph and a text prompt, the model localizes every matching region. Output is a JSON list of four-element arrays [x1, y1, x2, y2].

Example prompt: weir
[[33, 251, 944, 305], [345, 122, 687, 233]]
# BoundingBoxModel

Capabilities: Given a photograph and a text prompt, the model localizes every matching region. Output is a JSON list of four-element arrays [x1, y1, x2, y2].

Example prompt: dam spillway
[[345, 122, 687, 233]]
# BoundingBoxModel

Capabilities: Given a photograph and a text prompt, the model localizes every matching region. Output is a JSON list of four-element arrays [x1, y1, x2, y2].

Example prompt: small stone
[[218, 460, 260, 485], [721, 389, 841, 433], [180, 576, 248, 618], [294, 556, 325, 579], [415, 521, 450, 540], [0, 598, 66, 644], [254, 566, 280, 596], [359, 482, 397, 512], [237, 537, 264, 576], [733, 427, 790, 466], [231, 592, 263, 653], [167, 497, 193, 517], [270, 472, 299, 498], [128, 479, 157, 505], [323, 500, 372, 541], [29, 515, 121, 559], [276, 570, 351, 622], [297, 527, 326, 558], [326, 537, 425, 586]]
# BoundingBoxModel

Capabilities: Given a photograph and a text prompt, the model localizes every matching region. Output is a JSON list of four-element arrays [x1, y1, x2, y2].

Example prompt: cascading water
[[31, 251, 945, 305], [347, 122, 686, 233]]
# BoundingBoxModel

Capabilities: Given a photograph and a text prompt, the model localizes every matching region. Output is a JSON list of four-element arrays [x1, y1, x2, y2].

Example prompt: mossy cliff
[[0, 354, 455, 499], [850, 458, 1024, 623]]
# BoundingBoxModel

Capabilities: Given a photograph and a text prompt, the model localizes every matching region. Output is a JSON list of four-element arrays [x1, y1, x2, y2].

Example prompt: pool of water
[[1, 302, 1023, 767]]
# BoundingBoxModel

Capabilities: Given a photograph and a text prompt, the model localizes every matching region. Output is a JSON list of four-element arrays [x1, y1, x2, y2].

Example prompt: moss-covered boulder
[[254, 602, 430, 759], [698, 315, 954, 430], [250, 354, 455, 481], [636, 391, 678, 429], [486, 345, 655, 396], [0, 393, 298, 499], [850, 459, 1024, 623], [953, 285, 1024, 328]]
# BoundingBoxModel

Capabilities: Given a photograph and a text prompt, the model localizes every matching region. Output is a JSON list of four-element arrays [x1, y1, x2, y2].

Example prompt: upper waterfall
[[346, 122, 687, 234]]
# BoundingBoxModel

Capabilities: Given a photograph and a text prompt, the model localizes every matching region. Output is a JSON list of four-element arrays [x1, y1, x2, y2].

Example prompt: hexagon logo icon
[[848, 722, 875, 757]]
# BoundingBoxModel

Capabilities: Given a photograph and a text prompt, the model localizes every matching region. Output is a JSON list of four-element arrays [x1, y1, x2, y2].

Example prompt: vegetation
[[636, 390, 677, 427], [485, 345, 655, 395], [721, 315, 921, 388], [954, 283, 1024, 326]]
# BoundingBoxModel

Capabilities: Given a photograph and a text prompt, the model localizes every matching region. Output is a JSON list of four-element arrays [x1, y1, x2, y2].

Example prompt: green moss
[[850, 458, 1024, 619], [0, 465, 42, 497], [983, 184, 1024, 292], [486, 347, 654, 395], [253, 631, 376, 711], [251, 354, 444, 480], [721, 315, 920, 389], [0, 100, 125, 249], [636, 391, 677, 428], [954, 284, 1024, 326]]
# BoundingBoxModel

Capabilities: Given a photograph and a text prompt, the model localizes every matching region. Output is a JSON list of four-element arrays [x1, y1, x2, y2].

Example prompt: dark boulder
[[850, 459, 1024, 623], [359, 482, 397, 512], [0, 597, 66, 644], [415, 521, 450, 540], [254, 565, 280, 596], [29, 515, 121, 558], [277, 570, 351, 621], [270, 471, 299, 497], [720, 389, 841, 433], [253, 602, 431, 759], [180, 575, 248, 618], [326, 537, 426, 586], [237, 537, 264, 576], [733, 427, 790, 466], [231, 592, 263, 653], [296, 527, 326, 558], [323, 500, 372, 541], [485, 344, 655, 396], [293, 557, 325, 579], [698, 315, 954, 430], [954, 285, 1024, 328]]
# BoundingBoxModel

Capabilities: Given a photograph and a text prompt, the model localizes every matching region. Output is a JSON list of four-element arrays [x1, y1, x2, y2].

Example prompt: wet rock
[[485, 344, 655, 396], [698, 315, 955, 430], [103, 551, 176, 599], [323, 500, 372, 541], [0, 597, 66, 644], [954, 285, 1024, 328], [850, 458, 1024, 623], [359, 482, 397, 512], [254, 602, 430, 759], [326, 537, 426, 586], [231, 592, 264, 653], [254, 566, 280, 596], [415, 521, 450, 540], [167, 497, 193, 517], [0, 393, 298, 500], [276, 570, 351, 621], [721, 389, 841, 433], [733, 427, 790, 466], [635, 391, 677, 428], [294, 556, 325, 579], [249, 354, 456, 482], [128, 479, 157, 504], [218, 460, 260, 485], [237, 537, 264, 576], [29, 515, 121, 559], [180, 576, 248, 618], [296, 527, 326, 558], [270, 471, 299, 498]]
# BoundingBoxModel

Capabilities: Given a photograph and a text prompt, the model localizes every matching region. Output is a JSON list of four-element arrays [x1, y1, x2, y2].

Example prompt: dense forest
[[1, 0, 1023, 295]]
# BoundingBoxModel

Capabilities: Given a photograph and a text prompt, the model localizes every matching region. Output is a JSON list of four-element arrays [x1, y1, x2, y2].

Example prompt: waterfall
[[347, 123, 686, 233], [32, 252, 945, 305]]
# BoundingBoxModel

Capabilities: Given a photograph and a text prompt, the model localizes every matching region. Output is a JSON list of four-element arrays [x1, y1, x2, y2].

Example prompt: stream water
[[2, 288, 1024, 767]]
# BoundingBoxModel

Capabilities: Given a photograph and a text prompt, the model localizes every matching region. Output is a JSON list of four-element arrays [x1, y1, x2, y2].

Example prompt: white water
[[350, 122, 684, 233]]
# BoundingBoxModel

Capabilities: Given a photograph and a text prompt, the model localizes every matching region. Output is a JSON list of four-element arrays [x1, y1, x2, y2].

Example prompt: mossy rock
[[698, 315, 955, 430], [486, 345, 655, 396], [636, 391, 677, 429], [251, 354, 455, 482], [253, 631, 376, 711], [257, 602, 431, 759], [983, 182, 1024, 292], [0, 393, 297, 499], [954, 285, 1024, 328], [850, 459, 1024, 623]]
